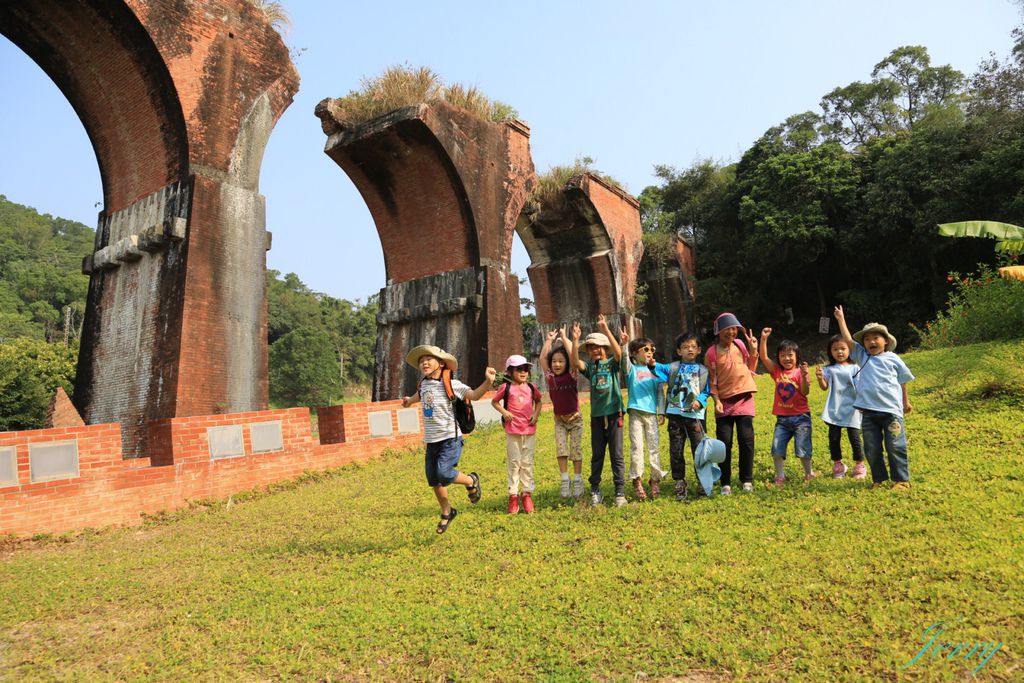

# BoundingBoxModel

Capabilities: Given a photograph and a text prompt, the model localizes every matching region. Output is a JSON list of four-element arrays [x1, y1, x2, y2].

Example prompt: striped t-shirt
[[419, 376, 471, 443]]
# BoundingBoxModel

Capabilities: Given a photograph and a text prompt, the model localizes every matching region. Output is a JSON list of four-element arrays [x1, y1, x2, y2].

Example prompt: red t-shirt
[[545, 371, 579, 416], [770, 366, 809, 416]]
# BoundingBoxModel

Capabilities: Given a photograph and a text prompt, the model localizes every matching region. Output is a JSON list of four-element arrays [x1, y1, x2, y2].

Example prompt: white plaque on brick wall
[[397, 408, 420, 434], [29, 441, 79, 482], [249, 421, 284, 453], [208, 425, 245, 460], [472, 400, 503, 426], [367, 411, 393, 437], [0, 446, 17, 487]]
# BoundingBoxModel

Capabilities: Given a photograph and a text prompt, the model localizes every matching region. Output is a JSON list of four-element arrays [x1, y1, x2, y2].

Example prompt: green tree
[[0, 338, 78, 431], [267, 270, 321, 345], [268, 328, 342, 408]]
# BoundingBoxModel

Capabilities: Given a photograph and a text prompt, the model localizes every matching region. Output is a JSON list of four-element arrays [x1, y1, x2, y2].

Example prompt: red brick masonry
[[0, 399, 425, 536]]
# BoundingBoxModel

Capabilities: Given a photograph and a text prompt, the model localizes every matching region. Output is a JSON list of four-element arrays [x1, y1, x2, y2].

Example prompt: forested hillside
[[639, 36, 1024, 344], [0, 195, 93, 343]]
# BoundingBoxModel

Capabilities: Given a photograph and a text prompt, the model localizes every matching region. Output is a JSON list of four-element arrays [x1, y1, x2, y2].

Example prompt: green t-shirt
[[583, 357, 623, 417]]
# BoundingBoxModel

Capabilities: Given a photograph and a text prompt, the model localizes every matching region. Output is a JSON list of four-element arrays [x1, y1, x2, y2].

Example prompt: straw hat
[[852, 323, 897, 352], [580, 332, 611, 352], [405, 345, 459, 374]]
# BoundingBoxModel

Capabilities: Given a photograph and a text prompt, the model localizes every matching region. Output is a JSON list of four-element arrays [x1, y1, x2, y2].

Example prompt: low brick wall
[[0, 399, 424, 536]]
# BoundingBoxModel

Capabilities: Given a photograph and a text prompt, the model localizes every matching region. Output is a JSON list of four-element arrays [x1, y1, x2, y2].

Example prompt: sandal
[[467, 472, 482, 504], [436, 508, 458, 534]]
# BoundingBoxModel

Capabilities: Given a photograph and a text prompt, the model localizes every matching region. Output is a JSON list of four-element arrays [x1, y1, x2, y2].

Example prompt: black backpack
[[441, 369, 476, 435]]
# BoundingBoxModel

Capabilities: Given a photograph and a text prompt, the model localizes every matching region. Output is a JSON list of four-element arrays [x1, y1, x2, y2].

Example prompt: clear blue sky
[[1, 1, 1019, 304]]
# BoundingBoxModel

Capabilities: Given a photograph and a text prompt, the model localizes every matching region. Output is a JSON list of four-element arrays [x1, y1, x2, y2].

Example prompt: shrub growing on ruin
[[325, 65, 518, 129]]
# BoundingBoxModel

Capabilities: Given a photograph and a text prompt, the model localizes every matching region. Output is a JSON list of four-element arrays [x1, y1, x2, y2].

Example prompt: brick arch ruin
[[516, 173, 645, 349], [0, 0, 299, 455], [316, 100, 534, 400]]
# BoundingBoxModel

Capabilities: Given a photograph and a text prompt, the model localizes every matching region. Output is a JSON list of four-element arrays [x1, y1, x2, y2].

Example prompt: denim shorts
[[425, 437, 463, 487], [771, 413, 812, 458]]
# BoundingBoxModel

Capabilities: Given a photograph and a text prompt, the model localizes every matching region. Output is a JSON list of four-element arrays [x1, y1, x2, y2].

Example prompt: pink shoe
[[774, 475, 786, 486], [832, 461, 848, 479], [804, 471, 818, 482], [852, 461, 867, 479], [520, 492, 535, 514], [507, 494, 519, 514]]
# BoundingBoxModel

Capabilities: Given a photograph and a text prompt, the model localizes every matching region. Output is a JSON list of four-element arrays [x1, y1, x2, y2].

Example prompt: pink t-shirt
[[545, 371, 579, 416], [493, 382, 542, 435], [770, 366, 810, 416]]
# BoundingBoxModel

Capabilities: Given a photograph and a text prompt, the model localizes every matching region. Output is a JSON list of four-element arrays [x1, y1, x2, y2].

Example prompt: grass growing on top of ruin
[[1, 339, 1022, 681], [529, 156, 628, 215], [324, 65, 518, 129]]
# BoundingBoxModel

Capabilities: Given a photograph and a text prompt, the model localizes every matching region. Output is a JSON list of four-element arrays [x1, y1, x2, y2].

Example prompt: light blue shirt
[[850, 344, 914, 417], [622, 356, 669, 414], [821, 363, 861, 428], [665, 362, 710, 419]]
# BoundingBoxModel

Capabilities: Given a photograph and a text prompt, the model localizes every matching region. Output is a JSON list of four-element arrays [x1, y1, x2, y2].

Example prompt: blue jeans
[[860, 410, 909, 483], [771, 413, 812, 458], [425, 437, 463, 487]]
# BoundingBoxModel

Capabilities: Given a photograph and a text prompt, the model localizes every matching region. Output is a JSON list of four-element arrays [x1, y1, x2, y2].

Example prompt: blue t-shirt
[[850, 344, 915, 417], [665, 362, 710, 419], [820, 363, 861, 428], [621, 356, 669, 414]]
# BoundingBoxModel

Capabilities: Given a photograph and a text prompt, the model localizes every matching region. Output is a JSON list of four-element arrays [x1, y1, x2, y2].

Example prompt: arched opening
[[0, 35, 101, 347]]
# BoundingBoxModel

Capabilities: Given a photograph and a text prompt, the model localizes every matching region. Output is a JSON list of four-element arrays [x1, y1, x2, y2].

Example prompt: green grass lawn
[[2, 340, 1022, 681]]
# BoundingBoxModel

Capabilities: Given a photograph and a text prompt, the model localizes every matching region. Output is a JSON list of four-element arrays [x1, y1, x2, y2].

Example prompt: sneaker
[[804, 471, 818, 482], [649, 478, 661, 498], [892, 481, 911, 491], [871, 481, 887, 489], [774, 475, 786, 486], [507, 494, 520, 514], [852, 461, 867, 479], [572, 478, 585, 498], [742, 482, 753, 492], [559, 478, 571, 498], [614, 494, 627, 507], [590, 491, 603, 507], [521, 492, 535, 513], [832, 461, 848, 479], [720, 485, 732, 496], [632, 477, 647, 501], [674, 480, 688, 501]]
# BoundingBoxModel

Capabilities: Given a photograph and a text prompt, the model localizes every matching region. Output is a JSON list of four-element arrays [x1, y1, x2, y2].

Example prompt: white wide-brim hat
[[406, 345, 458, 374]]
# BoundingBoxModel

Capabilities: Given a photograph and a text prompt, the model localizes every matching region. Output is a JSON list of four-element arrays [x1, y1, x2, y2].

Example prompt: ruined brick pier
[[517, 173, 645, 357], [316, 101, 535, 400], [0, 0, 300, 455]]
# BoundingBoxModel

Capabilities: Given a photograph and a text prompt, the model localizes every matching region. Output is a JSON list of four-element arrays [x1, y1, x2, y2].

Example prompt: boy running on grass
[[401, 345, 496, 533]]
